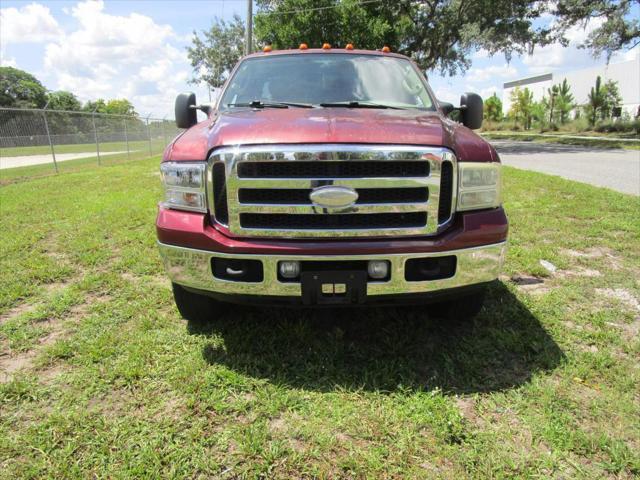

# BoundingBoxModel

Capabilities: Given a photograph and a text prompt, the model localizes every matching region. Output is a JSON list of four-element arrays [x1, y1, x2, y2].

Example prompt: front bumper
[[158, 241, 506, 299]]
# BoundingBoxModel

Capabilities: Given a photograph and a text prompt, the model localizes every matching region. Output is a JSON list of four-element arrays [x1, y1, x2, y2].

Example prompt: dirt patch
[[0, 350, 38, 382], [509, 275, 550, 295], [87, 389, 133, 418], [334, 432, 352, 443], [595, 288, 640, 312], [150, 275, 171, 290], [0, 302, 37, 325], [153, 393, 187, 421], [0, 323, 68, 383], [561, 247, 623, 270], [562, 320, 595, 333], [44, 280, 72, 293], [269, 416, 287, 433], [455, 397, 478, 424], [68, 293, 112, 318], [557, 267, 602, 278], [86, 388, 186, 421], [577, 344, 599, 353], [120, 272, 138, 283], [606, 318, 640, 340], [121, 272, 171, 290], [37, 363, 66, 385], [562, 247, 612, 259], [287, 437, 306, 453], [268, 412, 302, 434], [0, 292, 101, 383]]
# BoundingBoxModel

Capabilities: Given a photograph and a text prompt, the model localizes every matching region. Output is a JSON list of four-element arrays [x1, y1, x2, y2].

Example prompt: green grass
[[1, 157, 639, 478], [0, 139, 168, 157], [481, 132, 640, 150]]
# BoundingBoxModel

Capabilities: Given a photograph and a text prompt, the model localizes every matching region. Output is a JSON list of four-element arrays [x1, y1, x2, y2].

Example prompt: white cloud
[[472, 49, 490, 60], [476, 85, 501, 100], [0, 52, 18, 68], [40, 0, 206, 117], [433, 87, 458, 104], [0, 3, 62, 45], [466, 64, 518, 83], [618, 47, 639, 63], [522, 17, 608, 74]]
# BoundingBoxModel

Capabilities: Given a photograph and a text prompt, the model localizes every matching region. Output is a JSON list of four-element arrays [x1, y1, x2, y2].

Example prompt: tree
[[254, 0, 555, 75], [556, 79, 575, 124], [530, 101, 547, 130], [83, 98, 136, 116], [509, 87, 534, 129], [187, 14, 248, 89], [0, 67, 47, 108], [601, 79, 623, 119], [543, 84, 560, 124], [83, 99, 107, 113], [103, 99, 137, 116], [46, 91, 82, 111], [554, 0, 640, 62], [484, 93, 503, 121], [586, 76, 605, 126]]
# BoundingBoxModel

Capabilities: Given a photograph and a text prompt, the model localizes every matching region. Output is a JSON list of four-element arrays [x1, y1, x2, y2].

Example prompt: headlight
[[457, 162, 502, 211], [160, 162, 206, 212]]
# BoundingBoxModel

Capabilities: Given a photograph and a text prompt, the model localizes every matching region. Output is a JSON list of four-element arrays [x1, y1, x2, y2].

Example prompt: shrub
[[594, 119, 640, 134]]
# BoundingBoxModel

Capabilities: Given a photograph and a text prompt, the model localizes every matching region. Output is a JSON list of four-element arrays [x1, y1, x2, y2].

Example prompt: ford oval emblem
[[309, 186, 359, 208]]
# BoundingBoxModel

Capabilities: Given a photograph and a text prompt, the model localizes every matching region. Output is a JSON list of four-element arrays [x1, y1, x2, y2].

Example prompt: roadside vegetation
[[480, 132, 640, 151], [479, 75, 639, 150], [481, 76, 639, 138], [1, 156, 638, 478]]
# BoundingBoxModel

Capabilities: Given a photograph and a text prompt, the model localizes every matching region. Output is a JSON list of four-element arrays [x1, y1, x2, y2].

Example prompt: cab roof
[[243, 48, 410, 61]]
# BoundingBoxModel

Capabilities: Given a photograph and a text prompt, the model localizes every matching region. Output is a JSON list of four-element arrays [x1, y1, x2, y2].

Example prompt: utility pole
[[245, 0, 253, 55]]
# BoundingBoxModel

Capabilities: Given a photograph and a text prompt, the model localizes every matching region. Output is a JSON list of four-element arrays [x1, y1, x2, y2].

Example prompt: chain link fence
[[0, 107, 182, 182]]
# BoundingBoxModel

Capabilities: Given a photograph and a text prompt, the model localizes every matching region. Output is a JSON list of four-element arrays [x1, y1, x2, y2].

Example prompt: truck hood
[[167, 108, 495, 162]]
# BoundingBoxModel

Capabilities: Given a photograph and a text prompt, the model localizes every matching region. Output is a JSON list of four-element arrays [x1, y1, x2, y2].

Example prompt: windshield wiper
[[319, 101, 407, 110], [227, 100, 314, 109]]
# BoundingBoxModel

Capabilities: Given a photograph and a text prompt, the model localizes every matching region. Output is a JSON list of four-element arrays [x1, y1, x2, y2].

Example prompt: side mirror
[[439, 101, 455, 116], [175, 92, 197, 129], [460, 92, 483, 129]]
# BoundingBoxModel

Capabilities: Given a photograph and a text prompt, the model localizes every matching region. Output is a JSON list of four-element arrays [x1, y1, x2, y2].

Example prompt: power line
[[257, 0, 384, 16]]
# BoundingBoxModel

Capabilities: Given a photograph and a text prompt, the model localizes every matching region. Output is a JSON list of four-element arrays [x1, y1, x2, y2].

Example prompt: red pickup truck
[[157, 46, 507, 321]]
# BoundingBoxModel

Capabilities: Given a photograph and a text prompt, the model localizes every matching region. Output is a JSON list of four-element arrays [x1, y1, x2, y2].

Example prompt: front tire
[[430, 289, 486, 321], [172, 283, 221, 322]]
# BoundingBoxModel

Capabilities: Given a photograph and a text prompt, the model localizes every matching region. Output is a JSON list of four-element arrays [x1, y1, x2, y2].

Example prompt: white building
[[502, 55, 640, 117]]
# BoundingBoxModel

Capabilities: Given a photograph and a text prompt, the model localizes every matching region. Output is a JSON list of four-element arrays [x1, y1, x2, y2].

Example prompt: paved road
[[492, 141, 640, 196], [0, 151, 128, 169]]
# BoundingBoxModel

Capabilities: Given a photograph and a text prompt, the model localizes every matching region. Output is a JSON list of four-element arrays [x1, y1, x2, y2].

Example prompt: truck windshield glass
[[219, 54, 434, 110]]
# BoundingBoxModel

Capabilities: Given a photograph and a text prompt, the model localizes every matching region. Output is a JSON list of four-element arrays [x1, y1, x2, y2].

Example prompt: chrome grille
[[208, 144, 457, 238]]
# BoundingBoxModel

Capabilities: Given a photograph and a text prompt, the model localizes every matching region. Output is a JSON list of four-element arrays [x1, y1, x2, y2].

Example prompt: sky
[[1, 0, 638, 118]]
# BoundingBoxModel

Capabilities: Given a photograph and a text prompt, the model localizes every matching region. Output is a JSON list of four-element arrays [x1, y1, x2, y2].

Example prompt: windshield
[[219, 53, 435, 110]]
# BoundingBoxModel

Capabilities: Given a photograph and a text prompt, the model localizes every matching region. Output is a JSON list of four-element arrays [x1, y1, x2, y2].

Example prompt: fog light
[[367, 260, 389, 280], [279, 261, 300, 279]]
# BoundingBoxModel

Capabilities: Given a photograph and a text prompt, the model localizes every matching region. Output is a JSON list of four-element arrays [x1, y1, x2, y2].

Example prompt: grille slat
[[238, 187, 428, 205], [437, 160, 453, 224], [238, 161, 429, 178], [240, 212, 427, 230], [212, 163, 229, 224]]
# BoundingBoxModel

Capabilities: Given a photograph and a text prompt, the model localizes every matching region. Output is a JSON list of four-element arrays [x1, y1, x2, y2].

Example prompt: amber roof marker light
[[263, 45, 273, 53], [322, 43, 331, 50], [299, 43, 308, 50], [345, 43, 354, 50], [381, 46, 391, 53]]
